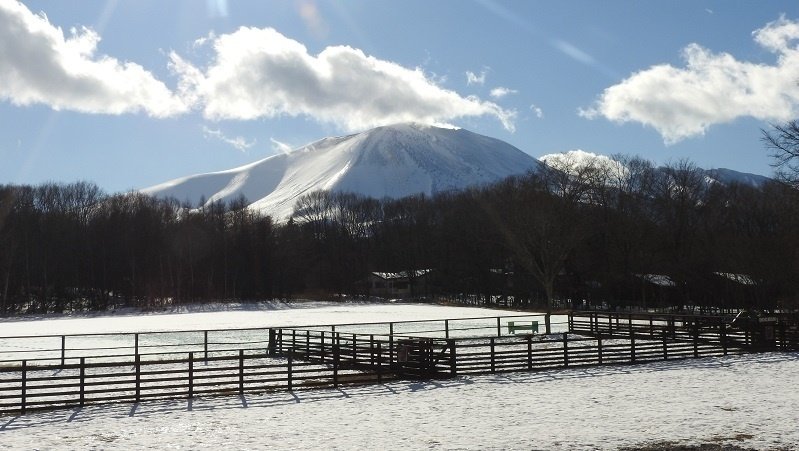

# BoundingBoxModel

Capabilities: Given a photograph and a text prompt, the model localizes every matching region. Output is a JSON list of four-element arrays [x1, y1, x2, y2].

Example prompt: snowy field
[[0, 302, 564, 363], [0, 303, 797, 450]]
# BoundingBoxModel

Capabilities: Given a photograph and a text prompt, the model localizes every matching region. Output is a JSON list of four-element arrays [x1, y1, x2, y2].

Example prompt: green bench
[[508, 321, 539, 335]]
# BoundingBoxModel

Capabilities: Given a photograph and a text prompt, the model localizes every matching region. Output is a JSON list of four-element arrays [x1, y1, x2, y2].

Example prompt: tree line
[[1, 154, 798, 314]]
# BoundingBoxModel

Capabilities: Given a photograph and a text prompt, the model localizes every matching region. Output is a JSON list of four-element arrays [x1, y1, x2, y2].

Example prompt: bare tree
[[762, 120, 799, 187]]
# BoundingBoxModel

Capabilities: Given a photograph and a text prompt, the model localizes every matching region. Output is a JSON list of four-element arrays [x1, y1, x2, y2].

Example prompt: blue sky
[[1, 0, 798, 193]]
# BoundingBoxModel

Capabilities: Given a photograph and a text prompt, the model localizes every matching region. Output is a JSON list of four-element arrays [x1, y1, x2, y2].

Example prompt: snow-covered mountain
[[142, 123, 542, 219], [540, 150, 771, 189], [703, 168, 771, 188]]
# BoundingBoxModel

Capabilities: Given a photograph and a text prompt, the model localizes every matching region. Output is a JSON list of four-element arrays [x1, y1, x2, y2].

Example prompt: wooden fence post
[[278, 329, 283, 355], [134, 333, 139, 358], [333, 344, 340, 388], [370, 335, 375, 365], [321, 331, 326, 360], [61, 335, 66, 367], [292, 330, 297, 351], [204, 330, 209, 361], [496, 317, 502, 337], [527, 335, 533, 370], [267, 329, 276, 356], [628, 314, 634, 337], [562, 333, 569, 367], [21, 360, 27, 416], [447, 339, 457, 377], [445, 320, 449, 339], [79, 357, 85, 407], [287, 352, 293, 391], [306, 330, 310, 357], [376, 342, 383, 384], [188, 352, 194, 399], [545, 313, 552, 335], [693, 325, 699, 358], [630, 333, 636, 363], [490, 337, 496, 373], [779, 320, 786, 350], [352, 334, 358, 363], [594, 333, 601, 365], [720, 323, 728, 356], [389, 332, 394, 365], [238, 349, 244, 395], [135, 353, 141, 403]]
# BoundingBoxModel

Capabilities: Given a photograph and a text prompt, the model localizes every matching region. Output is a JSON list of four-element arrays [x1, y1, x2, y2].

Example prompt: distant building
[[367, 269, 433, 299]]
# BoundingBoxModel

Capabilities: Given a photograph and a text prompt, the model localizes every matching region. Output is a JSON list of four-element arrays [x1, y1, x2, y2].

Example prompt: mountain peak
[[143, 125, 541, 220]]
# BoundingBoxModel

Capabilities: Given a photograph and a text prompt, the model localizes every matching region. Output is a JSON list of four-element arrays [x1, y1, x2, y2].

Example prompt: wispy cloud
[[202, 126, 256, 152], [552, 39, 595, 65], [0, 0, 186, 117], [172, 27, 516, 131], [530, 104, 543, 119], [270, 137, 294, 154], [466, 69, 488, 86], [581, 16, 799, 144], [297, 0, 329, 39], [490, 87, 517, 99], [206, 0, 228, 18]]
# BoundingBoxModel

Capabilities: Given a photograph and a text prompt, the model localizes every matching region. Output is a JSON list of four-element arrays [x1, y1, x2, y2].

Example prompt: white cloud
[[0, 0, 186, 117], [202, 126, 255, 152], [466, 69, 487, 86], [581, 16, 799, 144], [171, 27, 515, 131], [270, 137, 294, 154], [489, 87, 518, 99], [530, 104, 544, 118]]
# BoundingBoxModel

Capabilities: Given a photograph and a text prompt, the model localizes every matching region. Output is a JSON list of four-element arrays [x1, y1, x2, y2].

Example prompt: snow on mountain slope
[[704, 167, 771, 188], [142, 123, 542, 219], [540, 150, 772, 188]]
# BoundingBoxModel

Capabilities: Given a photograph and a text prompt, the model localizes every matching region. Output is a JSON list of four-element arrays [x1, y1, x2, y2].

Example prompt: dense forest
[[1, 155, 798, 314]]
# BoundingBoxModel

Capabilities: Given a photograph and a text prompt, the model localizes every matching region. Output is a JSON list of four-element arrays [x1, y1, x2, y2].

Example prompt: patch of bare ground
[[618, 434, 792, 451]]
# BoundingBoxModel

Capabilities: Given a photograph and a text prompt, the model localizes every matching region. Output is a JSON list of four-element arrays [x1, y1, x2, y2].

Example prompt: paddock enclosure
[[1, 309, 797, 415]]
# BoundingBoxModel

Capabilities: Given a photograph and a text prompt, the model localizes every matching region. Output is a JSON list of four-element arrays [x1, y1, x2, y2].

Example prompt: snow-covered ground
[[0, 303, 796, 450], [0, 302, 561, 363], [0, 353, 796, 450], [0, 301, 555, 336]]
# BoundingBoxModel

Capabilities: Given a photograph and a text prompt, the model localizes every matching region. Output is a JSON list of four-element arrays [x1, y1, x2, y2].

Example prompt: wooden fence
[[2, 311, 798, 416], [569, 311, 799, 352], [0, 313, 553, 366], [268, 324, 752, 378], [0, 338, 420, 416]]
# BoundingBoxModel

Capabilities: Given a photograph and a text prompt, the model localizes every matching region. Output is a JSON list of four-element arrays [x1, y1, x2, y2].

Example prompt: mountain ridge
[[142, 123, 543, 219]]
